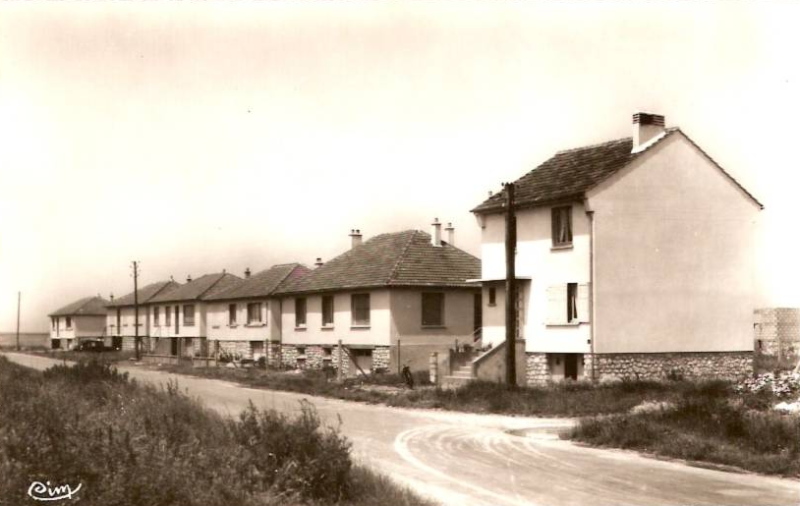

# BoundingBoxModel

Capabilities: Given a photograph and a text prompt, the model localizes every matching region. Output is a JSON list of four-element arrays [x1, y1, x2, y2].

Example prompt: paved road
[[4, 352, 799, 506]]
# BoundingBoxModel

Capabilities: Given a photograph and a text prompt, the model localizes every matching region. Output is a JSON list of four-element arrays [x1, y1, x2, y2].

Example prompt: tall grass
[[0, 357, 432, 506]]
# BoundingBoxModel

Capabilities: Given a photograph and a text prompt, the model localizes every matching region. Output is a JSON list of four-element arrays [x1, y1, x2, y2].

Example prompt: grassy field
[[0, 357, 433, 506]]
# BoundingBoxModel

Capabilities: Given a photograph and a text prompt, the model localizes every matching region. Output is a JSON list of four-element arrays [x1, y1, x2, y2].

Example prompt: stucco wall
[[587, 133, 760, 353], [280, 289, 392, 346], [147, 302, 207, 338], [73, 316, 106, 338], [480, 206, 591, 353], [206, 300, 273, 341], [107, 306, 150, 337], [389, 289, 478, 345]]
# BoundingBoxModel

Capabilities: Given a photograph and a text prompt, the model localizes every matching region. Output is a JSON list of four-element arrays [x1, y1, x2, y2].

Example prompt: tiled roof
[[148, 273, 243, 303], [49, 296, 109, 317], [472, 127, 762, 214], [275, 230, 481, 295], [204, 263, 311, 301], [106, 280, 181, 307]]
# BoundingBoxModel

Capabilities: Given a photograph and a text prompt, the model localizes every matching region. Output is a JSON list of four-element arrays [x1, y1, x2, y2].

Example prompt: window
[[51, 317, 56, 330], [546, 283, 589, 325], [229, 304, 237, 325], [154, 307, 160, 326], [116, 308, 121, 329], [295, 297, 307, 327], [247, 302, 263, 324], [184, 305, 195, 326], [551, 206, 573, 247], [165, 306, 172, 327], [422, 292, 445, 327], [322, 295, 334, 326], [351, 293, 370, 326], [488, 287, 496, 306], [567, 283, 578, 323], [65, 316, 72, 329]]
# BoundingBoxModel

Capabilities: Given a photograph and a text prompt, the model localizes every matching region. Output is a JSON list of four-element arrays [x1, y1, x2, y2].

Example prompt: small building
[[471, 112, 761, 384], [106, 280, 181, 351], [48, 296, 109, 349], [274, 224, 481, 376], [754, 308, 800, 364], [204, 264, 311, 364], [147, 272, 243, 358]]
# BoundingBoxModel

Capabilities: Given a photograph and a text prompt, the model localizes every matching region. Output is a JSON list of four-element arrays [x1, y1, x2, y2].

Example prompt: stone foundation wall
[[525, 353, 548, 385], [593, 351, 753, 381], [281, 344, 392, 374], [754, 308, 800, 361], [218, 340, 253, 360], [373, 346, 390, 371], [266, 342, 281, 368]]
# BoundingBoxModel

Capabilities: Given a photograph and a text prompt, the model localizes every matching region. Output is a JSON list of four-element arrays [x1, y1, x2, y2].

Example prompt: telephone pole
[[504, 182, 517, 387], [132, 261, 140, 361], [15, 292, 21, 351]]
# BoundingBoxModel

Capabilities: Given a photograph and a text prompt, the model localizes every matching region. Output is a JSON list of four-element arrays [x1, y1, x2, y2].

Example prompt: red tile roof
[[204, 263, 311, 301], [472, 128, 762, 214], [275, 230, 480, 295], [49, 296, 109, 317]]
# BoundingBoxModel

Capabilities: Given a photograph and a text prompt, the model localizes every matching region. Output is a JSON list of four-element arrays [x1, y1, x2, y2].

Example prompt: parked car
[[76, 338, 107, 352]]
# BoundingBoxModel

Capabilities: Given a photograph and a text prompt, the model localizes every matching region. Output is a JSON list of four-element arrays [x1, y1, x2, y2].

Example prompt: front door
[[170, 337, 178, 356], [564, 354, 578, 380]]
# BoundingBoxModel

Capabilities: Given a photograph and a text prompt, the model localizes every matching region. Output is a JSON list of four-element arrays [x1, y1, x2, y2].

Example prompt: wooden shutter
[[578, 283, 590, 323], [546, 284, 568, 325]]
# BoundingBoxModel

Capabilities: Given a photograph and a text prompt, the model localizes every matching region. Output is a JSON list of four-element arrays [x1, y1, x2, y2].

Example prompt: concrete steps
[[442, 363, 475, 388]]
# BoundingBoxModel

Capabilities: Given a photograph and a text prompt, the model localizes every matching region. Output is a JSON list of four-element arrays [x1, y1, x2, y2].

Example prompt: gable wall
[[587, 133, 760, 353]]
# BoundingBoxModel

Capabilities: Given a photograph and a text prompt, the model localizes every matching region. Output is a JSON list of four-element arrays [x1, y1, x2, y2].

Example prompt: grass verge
[[568, 382, 800, 477], [0, 356, 433, 506]]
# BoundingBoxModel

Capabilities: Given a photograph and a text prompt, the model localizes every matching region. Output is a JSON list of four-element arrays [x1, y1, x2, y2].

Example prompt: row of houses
[[49, 112, 764, 383]]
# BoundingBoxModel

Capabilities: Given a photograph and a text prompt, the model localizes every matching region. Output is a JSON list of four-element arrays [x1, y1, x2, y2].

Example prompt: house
[[48, 296, 109, 349], [471, 112, 762, 384], [147, 272, 243, 358], [274, 223, 481, 375], [105, 280, 181, 351], [203, 264, 311, 364]]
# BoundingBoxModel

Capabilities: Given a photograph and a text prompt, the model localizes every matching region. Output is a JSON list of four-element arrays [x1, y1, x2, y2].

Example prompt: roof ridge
[[270, 264, 299, 294], [387, 230, 419, 284], [196, 272, 228, 299], [554, 135, 631, 155]]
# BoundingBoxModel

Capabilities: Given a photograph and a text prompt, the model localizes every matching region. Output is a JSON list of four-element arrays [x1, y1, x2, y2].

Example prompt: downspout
[[587, 207, 596, 382]]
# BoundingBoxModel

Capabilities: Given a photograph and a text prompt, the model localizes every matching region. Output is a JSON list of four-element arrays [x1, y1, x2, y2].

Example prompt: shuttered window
[[547, 283, 590, 325], [154, 307, 160, 326], [322, 295, 334, 326], [295, 298, 307, 327], [421, 292, 445, 327], [247, 302, 263, 324], [551, 206, 573, 246], [351, 293, 370, 326], [229, 304, 237, 325], [184, 305, 195, 326]]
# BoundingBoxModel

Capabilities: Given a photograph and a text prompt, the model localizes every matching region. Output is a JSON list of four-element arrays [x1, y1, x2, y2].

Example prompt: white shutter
[[578, 283, 590, 323], [546, 285, 568, 325]]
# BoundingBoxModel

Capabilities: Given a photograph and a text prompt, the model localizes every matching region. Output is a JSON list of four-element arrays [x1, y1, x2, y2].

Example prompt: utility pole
[[132, 261, 140, 361], [504, 182, 517, 387], [15, 292, 21, 351]]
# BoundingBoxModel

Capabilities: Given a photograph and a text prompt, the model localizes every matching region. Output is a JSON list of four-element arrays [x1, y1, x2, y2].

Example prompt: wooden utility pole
[[504, 182, 517, 387], [15, 292, 21, 351], [133, 261, 140, 361]]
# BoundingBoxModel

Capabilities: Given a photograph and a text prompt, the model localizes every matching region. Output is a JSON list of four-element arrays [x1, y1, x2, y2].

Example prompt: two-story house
[[274, 223, 481, 375], [49, 296, 109, 349], [203, 264, 310, 364], [471, 112, 762, 384], [147, 272, 243, 358], [105, 280, 181, 351]]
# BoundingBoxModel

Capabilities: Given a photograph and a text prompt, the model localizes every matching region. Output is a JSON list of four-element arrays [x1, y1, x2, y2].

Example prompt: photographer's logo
[[27, 481, 82, 501]]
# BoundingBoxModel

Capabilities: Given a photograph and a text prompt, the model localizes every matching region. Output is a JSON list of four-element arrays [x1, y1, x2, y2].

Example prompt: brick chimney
[[244, 268, 251, 279], [186, 274, 192, 283], [314, 257, 324, 268], [444, 222, 455, 246], [349, 229, 363, 249], [431, 218, 442, 247], [632, 112, 665, 152]]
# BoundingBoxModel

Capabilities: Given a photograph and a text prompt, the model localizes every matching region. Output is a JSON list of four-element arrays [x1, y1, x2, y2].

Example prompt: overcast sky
[[2, 1, 799, 332]]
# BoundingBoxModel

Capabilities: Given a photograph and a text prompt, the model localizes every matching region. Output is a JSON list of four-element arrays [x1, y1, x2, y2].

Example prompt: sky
[[1, 1, 799, 332]]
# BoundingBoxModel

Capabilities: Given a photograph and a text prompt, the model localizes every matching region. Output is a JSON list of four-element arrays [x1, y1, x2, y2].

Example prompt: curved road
[[4, 353, 799, 506]]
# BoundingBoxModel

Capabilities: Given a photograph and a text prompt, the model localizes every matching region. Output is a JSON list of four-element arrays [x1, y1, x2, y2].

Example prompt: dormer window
[[551, 206, 573, 247]]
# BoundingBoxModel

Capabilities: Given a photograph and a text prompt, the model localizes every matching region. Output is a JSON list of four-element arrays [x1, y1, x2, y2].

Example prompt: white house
[[147, 272, 243, 357], [49, 296, 109, 349], [204, 264, 310, 364], [274, 224, 481, 375], [106, 280, 181, 351], [471, 112, 762, 384]]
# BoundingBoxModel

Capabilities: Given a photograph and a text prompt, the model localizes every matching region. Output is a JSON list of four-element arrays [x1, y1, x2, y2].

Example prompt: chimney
[[186, 274, 192, 283], [349, 229, 363, 249], [244, 268, 251, 279], [314, 257, 324, 268], [445, 222, 455, 246], [431, 218, 442, 247], [110, 293, 114, 301], [632, 112, 665, 151]]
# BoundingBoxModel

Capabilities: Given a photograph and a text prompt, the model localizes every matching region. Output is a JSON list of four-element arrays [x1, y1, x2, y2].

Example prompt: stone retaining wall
[[524, 353, 548, 385], [593, 351, 753, 381]]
